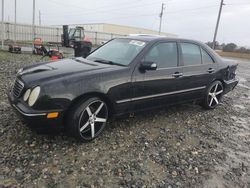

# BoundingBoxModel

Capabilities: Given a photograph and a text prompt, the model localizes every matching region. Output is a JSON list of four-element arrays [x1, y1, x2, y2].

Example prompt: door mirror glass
[[140, 61, 157, 71]]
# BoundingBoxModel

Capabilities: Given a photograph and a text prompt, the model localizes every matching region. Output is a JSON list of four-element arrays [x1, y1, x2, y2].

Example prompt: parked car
[[8, 36, 238, 141]]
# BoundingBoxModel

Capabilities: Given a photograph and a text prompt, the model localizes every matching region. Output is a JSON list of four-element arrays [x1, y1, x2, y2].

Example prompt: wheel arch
[[207, 78, 226, 90], [213, 79, 226, 90], [64, 92, 115, 121]]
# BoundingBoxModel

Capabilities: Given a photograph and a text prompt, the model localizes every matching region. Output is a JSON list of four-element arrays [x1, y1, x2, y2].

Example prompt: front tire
[[66, 97, 109, 142], [202, 81, 224, 109]]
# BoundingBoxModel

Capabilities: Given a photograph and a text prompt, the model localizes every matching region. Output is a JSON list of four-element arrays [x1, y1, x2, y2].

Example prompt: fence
[[1, 22, 126, 46]]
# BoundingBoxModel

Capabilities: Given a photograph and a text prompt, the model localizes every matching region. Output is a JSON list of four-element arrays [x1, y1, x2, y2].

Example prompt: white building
[[70, 23, 177, 37]]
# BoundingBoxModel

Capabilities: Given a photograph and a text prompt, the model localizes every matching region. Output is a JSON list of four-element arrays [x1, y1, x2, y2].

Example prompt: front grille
[[12, 79, 24, 98]]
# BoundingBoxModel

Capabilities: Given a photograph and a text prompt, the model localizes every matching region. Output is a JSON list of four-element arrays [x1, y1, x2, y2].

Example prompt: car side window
[[180, 43, 202, 66], [144, 42, 178, 68], [201, 48, 214, 64]]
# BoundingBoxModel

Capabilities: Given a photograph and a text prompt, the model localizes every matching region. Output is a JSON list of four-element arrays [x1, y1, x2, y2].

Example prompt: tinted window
[[144, 42, 178, 68], [181, 43, 202, 66], [74, 30, 81, 38], [201, 48, 214, 64]]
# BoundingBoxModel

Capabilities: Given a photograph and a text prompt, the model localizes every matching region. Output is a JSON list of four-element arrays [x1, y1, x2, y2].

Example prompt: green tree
[[223, 43, 237, 52]]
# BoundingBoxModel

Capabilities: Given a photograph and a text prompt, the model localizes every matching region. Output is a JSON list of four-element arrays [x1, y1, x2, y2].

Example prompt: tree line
[[206, 42, 250, 53]]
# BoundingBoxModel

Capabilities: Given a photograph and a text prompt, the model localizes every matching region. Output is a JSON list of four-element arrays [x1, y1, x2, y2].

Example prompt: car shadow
[[27, 102, 204, 142]]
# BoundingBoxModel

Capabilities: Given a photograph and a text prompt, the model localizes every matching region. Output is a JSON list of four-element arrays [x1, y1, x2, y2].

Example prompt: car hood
[[19, 57, 122, 85]]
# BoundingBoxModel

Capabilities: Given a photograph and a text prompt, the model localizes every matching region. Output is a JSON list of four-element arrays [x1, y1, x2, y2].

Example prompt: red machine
[[40, 45, 63, 61], [32, 38, 63, 60]]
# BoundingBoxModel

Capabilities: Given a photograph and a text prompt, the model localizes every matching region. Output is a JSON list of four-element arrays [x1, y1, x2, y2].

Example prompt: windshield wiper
[[93, 59, 126, 67]]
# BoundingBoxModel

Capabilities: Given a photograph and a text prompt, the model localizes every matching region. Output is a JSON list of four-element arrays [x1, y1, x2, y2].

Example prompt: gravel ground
[[0, 51, 250, 188]]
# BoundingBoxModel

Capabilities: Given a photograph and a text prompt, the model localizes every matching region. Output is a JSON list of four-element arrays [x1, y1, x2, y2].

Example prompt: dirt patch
[[217, 51, 250, 60]]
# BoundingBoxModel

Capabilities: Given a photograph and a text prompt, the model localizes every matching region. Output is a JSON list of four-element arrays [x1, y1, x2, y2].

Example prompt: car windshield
[[86, 38, 146, 66]]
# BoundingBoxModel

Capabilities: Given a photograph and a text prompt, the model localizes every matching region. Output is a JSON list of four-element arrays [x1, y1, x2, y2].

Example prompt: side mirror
[[140, 61, 157, 71]]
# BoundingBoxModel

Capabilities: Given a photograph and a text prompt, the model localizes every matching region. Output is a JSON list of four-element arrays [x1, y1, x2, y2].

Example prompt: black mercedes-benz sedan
[[8, 36, 238, 141]]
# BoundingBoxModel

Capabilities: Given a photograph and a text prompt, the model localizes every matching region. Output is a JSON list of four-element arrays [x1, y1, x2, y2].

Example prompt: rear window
[[201, 48, 214, 64]]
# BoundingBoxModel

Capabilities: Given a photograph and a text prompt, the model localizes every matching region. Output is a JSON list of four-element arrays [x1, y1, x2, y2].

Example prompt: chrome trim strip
[[116, 86, 206, 104], [13, 104, 46, 117]]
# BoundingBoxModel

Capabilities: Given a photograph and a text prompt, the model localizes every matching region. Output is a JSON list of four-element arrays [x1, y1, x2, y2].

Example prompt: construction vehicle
[[62, 25, 92, 58]]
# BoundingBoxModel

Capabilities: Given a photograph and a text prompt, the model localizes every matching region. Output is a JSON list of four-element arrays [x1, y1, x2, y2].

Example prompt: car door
[[131, 41, 185, 111], [178, 42, 217, 101]]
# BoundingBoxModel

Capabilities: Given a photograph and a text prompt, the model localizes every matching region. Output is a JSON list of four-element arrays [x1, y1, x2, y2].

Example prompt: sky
[[1, 0, 250, 46]]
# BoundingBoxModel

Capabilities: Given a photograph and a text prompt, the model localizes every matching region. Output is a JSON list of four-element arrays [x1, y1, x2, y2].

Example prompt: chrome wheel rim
[[208, 83, 223, 107], [78, 100, 108, 140]]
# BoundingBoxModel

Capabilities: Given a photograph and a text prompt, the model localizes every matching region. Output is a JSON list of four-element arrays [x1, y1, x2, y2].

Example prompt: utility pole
[[212, 0, 224, 49], [39, 10, 41, 26], [158, 3, 165, 35], [14, 0, 16, 42], [1, 0, 4, 49], [32, 0, 35, 41]]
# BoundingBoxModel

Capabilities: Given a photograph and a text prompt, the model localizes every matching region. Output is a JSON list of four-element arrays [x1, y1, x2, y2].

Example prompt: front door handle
[[207, 68, 215, 73], [172, 72, 183, 78]]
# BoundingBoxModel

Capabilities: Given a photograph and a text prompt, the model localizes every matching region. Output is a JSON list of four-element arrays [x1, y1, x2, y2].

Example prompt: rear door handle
[[207, 68, 215, 73], [172, 72, 183, 78]]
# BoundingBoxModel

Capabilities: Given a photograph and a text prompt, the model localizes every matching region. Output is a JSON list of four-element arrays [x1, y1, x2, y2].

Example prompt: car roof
[[113, 35, 222, 63], [122, 35, 173, 42], [120, 35, 201, 44]]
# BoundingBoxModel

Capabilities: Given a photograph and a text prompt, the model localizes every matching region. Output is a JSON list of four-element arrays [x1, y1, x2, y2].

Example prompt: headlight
[[23, 89, 31, 101], [28, 86, 41, 106]]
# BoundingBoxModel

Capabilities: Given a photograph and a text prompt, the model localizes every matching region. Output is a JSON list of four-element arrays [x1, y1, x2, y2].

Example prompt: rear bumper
[[224, 78, 239, 94], [8, 92, 64, 129]]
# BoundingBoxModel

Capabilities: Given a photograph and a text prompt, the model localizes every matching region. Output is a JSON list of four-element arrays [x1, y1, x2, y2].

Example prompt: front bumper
[[224, 78, 239, 94], [8, 92, 64, 129]]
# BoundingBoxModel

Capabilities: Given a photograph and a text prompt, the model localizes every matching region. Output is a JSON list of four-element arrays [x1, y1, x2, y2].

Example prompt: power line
[[32, 1, 224, 28], [226, 2, 250, 6], [43, 4, 220, 24], [45, 0, 165, 16], [43, 3, 219, 19], [43, 11, 159, 19], [47, 0, 90, 11], [167, 5, 219, 14], [48, 13, 159, 25]]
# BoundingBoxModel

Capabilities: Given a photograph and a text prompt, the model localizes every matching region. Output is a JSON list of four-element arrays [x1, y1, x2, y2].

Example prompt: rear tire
[[66, 97, 108, 142], [202, 80, 224, 109]]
